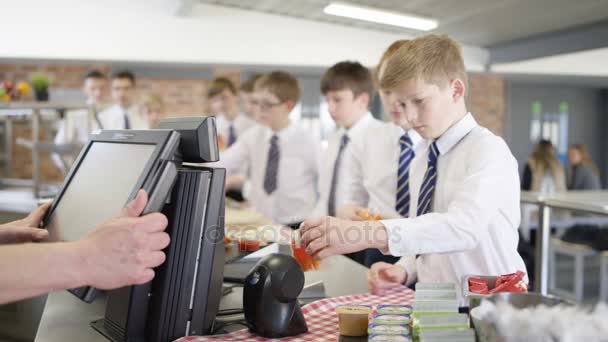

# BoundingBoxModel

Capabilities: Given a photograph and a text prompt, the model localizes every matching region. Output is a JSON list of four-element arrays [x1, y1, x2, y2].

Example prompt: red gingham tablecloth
[[177, 286, 414, 342]]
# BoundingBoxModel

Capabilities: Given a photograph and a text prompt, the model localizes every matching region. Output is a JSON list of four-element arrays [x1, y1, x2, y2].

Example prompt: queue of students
[[4, 33, 604, 306]]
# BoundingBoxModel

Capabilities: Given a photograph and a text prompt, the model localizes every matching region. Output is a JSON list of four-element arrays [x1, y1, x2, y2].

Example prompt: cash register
[[41, 117, 226, 342]]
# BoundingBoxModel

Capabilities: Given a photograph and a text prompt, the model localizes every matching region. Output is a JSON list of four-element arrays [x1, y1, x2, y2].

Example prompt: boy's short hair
[[380, 34, 467, 91], [373, 39, 409, 85], [141, 93, 164, 109], [254, 71, 301, 103], [240, 74, 262, 93], [111, 70, 136, 85], [207, 77, 238, 98], [84, 70, 106, 81], [320, 61, 373, 100]]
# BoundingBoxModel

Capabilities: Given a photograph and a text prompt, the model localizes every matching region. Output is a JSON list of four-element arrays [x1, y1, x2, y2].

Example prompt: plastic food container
[[335, 305, 372, 336], [368, 334, 413, 341], [368, 324, 411, 336], [376, 305, 413, 315], [372, 314, 412, 325]]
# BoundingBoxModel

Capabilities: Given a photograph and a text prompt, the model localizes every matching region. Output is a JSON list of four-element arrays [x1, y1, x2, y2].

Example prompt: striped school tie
[[227, 124, 237, 147], [263, 135, 280, 194], [327, 134, 349, 216], [123, 112, 131, 129], [417, 142, 440, 216], [395, 134, 415, 217]]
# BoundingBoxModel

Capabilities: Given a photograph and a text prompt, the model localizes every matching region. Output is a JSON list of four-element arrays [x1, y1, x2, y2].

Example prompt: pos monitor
[[42, 117, 226, 342]]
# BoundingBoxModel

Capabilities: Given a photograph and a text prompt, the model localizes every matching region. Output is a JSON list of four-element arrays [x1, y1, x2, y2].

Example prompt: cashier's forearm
[[0, 242, 86, 304]]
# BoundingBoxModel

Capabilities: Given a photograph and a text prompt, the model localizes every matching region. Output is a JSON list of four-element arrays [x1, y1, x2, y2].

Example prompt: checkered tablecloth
[[177, 286, 414, 342]]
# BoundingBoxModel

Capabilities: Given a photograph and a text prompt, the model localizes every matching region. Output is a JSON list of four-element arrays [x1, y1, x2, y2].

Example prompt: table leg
[[534, 204, 551, 295]]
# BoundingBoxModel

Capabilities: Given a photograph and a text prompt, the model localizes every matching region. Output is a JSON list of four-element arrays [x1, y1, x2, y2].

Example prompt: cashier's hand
[[0, 202, 50, 244], [76, 190, 170, 289], [367, 262, 407, 295], [299, 216, 388, 259]]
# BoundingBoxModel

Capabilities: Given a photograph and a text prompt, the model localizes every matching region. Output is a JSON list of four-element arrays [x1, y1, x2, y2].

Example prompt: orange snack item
[[238, 239, 260, 252], [357, 209, 383, 221], [291, 230, 320, 271]]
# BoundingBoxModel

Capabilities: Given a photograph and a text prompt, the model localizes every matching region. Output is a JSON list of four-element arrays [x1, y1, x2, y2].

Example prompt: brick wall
[[468, 73, 506, 136], [0, 62, 507, 183], [0, 62, 220, 182]]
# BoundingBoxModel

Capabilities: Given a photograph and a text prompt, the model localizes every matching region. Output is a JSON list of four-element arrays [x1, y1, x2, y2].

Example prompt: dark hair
[[254, 71, 301, 103], [240, 74, 262, 93], [320, 61, 374, 99], [207, 77, 237, 98], [111, 70, 136, 85], [84, 70, 106, 81]]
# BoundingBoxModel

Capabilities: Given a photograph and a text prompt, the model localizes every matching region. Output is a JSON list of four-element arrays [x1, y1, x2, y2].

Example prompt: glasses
[[251, 99, 283, 111]]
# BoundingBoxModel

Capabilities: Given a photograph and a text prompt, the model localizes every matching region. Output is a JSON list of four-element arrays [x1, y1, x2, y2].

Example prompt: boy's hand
[[367, 262, 407, 295], [0, 203, 51, 244], [299, 216, 388, 259]]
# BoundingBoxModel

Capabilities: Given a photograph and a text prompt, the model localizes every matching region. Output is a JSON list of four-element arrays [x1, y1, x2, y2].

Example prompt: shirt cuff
[[396, 256, 418, 287], [380, 218, 412, 256], [242, 181, 252, 200]]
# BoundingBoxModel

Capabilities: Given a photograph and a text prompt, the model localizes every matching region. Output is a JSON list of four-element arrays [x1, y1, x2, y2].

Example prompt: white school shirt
[[52, 103, 106, 171], [218, 121, 321, 224], [341, 122, 428, 219], [312, 113, 381, 217], [54, 103, 105, 146], [381, 113, 527, 305], [98, 104, 149, 130], [215, 113, 257, 146]]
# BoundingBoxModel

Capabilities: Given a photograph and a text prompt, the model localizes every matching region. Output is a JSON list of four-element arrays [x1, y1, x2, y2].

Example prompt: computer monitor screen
[[46, 142, 156, 242]]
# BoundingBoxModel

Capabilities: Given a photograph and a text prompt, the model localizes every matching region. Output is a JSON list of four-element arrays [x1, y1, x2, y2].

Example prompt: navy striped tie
[[263, 135, 279, 194], [227, 124, 237, 147], [417, 142, 440, 216], [327, 134, 349, 216], [395, 134, 415, 217]]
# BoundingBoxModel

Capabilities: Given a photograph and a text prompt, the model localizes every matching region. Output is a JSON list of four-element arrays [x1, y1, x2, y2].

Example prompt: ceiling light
[[323, 2, 438, 31]]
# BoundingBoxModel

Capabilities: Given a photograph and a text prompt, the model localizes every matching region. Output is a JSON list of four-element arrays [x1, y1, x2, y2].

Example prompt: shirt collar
[[264, 120, 294, 141], [406, 128, 423, 149], [435, 112, 477, 155], [345, 112, 373, 138]]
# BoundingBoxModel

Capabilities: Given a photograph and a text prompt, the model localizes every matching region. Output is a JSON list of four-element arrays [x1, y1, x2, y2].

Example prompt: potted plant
[[30, 73, 51, 101]]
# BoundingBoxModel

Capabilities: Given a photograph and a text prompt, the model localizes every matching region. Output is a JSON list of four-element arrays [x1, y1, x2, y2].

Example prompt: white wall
[[0, 0, 489, 71]]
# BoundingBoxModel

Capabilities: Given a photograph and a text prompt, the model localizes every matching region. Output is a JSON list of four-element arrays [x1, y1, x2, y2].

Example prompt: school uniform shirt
[[312, 113, 382, 217], [380, 113, 527, 305], [98, 104, 148, 130], [219, 121, 321, 224], [341, 122, 428, 219], [54, 103, 106, 146], [52, 102, 107, 171], [215, 113, 257, 148]]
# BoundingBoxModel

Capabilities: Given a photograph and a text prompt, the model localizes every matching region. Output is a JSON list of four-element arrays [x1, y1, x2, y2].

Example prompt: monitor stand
[[92, 166, 226, 342]]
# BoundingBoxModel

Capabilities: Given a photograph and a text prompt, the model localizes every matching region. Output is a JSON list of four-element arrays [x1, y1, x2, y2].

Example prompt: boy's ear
[[284, 100, 296, 111], [355, 92, 371, 107], [451, 79, 466, 102]]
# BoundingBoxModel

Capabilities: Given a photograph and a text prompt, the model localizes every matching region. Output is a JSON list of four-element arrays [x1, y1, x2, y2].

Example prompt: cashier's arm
[[0, 190, 170, 305]]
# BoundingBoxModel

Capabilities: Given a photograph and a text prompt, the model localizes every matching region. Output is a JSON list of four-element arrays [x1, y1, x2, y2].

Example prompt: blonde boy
[[300, 35, 526, 302]]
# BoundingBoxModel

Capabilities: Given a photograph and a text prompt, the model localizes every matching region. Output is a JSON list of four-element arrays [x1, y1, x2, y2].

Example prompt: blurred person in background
[[99, 70, 148, 130], [568, 143, 601, 190], [140, 94, 164, 129], [53, 70, 108, 172], [521, 139, 566, 194], [239, 74, 262, 120]]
